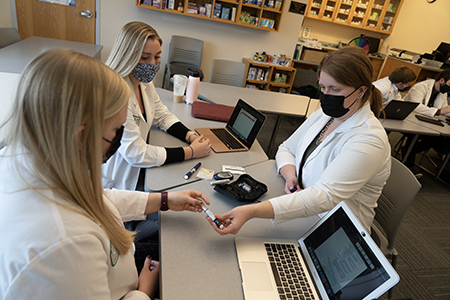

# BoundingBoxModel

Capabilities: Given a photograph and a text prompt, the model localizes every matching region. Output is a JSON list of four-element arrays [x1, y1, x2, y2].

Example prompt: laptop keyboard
[[265, 243, 317, 300], [210, 128, 245, 150]]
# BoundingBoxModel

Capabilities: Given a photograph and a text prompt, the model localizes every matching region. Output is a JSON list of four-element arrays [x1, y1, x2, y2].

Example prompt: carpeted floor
[[257, 116, 450, 300]]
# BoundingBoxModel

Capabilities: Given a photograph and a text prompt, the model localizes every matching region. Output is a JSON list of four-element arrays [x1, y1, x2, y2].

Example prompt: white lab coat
[[373, 76, 402, 105], [404, 79, 448, 117], [272, 101, 391, 233], [0, 147, 150, 300], [102, 77, 180, 190]]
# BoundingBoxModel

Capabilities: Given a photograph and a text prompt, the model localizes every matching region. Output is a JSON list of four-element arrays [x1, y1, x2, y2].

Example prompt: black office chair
[[162, 35, 204, 90]]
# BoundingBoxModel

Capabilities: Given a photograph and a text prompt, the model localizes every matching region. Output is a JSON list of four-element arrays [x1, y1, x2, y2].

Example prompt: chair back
[[373, 157, 421, 251], [0, 27, 22, 49], [209, 59, 246, 87], [168, 35, 203, 68]]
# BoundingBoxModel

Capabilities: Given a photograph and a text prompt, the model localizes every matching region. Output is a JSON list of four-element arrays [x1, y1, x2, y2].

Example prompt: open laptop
[[383, 100, 419, 120], [196, 99, 266, 153], [235, 202, 399, 300]]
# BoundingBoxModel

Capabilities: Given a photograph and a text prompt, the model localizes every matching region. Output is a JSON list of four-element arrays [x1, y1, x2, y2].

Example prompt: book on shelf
[[143, 0, 152, 5], [152, 0, 161, 8], [221, 7, 230, 19], [205, 3, 212, 17], [231, 7, 236, 21], [213, 2, 221, 18], [167, 0, 174, 9]]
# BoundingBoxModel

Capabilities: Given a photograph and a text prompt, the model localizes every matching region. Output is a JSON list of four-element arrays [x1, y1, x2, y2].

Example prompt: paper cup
[[173, 74, 188, 103]]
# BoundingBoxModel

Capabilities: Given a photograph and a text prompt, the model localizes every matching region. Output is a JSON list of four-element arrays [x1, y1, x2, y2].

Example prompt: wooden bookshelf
[[137, 0, 285, 31]]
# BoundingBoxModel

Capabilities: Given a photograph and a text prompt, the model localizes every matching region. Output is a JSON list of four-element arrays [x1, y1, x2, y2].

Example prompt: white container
[[185, 68, 200, 105]]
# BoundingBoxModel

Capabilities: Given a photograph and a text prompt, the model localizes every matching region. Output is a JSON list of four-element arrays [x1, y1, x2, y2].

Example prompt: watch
[[160, 191, 169, 211]]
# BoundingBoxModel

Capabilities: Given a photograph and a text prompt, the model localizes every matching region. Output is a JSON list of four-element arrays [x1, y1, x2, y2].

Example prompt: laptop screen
[[303, 207, 392, 300], [226, 99, 266, 148]]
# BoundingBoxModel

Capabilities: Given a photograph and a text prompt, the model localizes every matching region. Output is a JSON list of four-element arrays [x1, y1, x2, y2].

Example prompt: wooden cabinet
[[136, 0, 285, 31], [243, 58, 297, 93], [305, 0, 403, 34]]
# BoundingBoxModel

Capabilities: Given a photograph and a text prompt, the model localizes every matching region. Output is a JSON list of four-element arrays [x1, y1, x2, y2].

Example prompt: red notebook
[[191, 101, 234, 123]]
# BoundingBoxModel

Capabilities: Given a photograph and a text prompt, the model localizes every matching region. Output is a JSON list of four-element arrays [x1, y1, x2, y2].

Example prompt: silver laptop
[[196, 99, 266, 153], [384, 100, 419, 120], [235, 202, 399, 300]]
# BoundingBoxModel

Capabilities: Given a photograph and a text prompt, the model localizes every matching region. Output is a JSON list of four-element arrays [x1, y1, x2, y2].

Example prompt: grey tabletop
[[198, 81, 310, 118], [380, 113, 441, 136], [407, 113, 450, 137], [144, 89, 269, 192], [159, 160, 320, 300], [0, 36, 103, 73]]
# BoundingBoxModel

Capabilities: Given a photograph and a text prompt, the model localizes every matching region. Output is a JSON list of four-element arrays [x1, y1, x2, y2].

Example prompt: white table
[[0, 36, 103, 74], [159, 160, 320, 300], [198, 82, 310, 155], [144, 88, 269, 192]]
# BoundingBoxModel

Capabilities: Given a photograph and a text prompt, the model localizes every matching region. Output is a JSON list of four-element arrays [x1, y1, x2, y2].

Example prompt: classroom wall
[[99, 0, 308, 87], [300, 0, 450, 55], [1, 0, 13, 27]]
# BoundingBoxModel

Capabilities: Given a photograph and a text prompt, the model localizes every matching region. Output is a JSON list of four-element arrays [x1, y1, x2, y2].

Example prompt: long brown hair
[[318, 46, 383, 118], [7, 48, 133, 254]]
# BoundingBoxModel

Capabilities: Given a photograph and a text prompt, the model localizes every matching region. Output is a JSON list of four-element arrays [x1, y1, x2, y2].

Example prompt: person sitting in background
[[0, 48, 210, 300], [207, 47, 391, 235], [373, 66, 417, 106], [404, 69, 450, 117], [102, 21, 211, 192], [401, 69, 450, 177]]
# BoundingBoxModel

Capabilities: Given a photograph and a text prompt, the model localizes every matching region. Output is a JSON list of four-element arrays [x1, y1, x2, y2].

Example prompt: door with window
[[15, 0, 96, 44]]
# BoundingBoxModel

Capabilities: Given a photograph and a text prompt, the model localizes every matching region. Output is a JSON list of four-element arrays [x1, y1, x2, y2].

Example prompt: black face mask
[[319, 88, 360, 118], [102, 125, 124, 164], [398, 85, 410, 92], [440, 83, 450, 94]]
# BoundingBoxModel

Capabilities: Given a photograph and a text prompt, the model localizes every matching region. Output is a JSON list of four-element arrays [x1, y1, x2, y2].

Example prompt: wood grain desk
[[159, 160, 320, 300], [144, 88, 269, 192], [0, 36, 103, 74], [198, 82, 310, 156]]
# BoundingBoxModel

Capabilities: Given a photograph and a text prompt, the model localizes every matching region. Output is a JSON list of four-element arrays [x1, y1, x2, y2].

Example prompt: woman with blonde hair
[[102, 21, 211, 192], [208, 46, 391, 235], [0, 48, 209, 299]]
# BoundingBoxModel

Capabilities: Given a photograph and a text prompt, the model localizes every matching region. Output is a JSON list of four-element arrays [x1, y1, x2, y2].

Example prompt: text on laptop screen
[[230, 108, 256, 143], [304, 207, 392, 300]]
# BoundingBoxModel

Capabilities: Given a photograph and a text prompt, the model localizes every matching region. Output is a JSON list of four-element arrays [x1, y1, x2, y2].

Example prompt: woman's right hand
[[138, 256, 160, 298], [284, 177, 300, 194], [190, 135, 211, 158]]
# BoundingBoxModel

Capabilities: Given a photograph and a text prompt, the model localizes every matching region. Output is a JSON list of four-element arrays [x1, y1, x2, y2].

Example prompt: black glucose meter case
[[213, 174, 267, 202]]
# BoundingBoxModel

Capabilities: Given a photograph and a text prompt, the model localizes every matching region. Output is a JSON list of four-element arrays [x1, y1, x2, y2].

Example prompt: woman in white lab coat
[[102, 21, 211, 191], [207, 47, 391, 234], [0, 49, 209, 299]]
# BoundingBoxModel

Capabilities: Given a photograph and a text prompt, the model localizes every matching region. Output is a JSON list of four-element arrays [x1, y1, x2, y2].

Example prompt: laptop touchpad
[[241, 261, 273, 291]]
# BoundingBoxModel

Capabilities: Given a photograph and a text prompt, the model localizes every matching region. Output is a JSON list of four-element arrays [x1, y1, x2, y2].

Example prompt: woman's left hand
[[168, 190, 210, 212]]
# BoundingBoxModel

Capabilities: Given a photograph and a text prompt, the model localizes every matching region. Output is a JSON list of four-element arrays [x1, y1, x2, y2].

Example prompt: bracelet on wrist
[[189, 145, 194, 159], [160, 191, 169, 211]]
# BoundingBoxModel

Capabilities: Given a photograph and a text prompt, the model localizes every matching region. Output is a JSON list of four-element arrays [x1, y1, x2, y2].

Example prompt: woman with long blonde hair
[[103, 21, 211, 192], [0, 48, 209, 299]]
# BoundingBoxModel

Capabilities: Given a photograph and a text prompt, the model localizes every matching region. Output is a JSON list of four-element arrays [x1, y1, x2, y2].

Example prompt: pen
[[202, 205, 224, 229], [184, 162, 201, 180], [210, 179, 231, 185]]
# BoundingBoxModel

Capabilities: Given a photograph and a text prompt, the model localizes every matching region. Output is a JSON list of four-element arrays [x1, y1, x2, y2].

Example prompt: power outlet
[[303, 26, 312, 38]]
